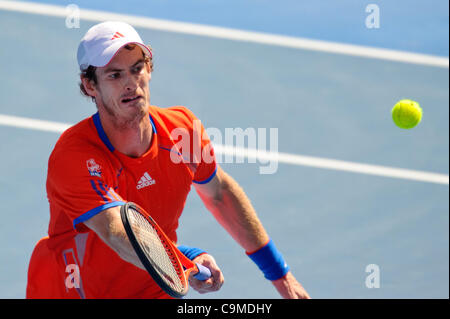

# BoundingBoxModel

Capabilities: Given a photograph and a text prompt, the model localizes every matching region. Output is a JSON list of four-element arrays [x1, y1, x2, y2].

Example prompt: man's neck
[[99, 111, 153, 158]]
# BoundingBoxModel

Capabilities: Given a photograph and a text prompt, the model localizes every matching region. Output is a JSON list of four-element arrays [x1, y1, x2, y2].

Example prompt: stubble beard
[[99, 95, 148, 131]]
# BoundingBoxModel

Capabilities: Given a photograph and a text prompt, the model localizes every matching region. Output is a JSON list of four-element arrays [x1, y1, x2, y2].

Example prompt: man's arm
[[82, 206, 222, 293], [83, 206, 145, 270], [194, 165, 310, 299]]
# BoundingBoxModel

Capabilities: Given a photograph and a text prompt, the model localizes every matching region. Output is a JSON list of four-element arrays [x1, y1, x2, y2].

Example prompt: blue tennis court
[[0, 0, 448, 299]]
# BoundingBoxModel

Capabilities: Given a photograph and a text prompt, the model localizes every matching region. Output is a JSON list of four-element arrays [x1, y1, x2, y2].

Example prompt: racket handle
[[194, 263, 212, 281]]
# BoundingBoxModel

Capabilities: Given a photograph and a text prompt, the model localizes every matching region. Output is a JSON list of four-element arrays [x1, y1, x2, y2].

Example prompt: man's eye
[[109, 73, 120, 79], [132, 65, 143, 73]]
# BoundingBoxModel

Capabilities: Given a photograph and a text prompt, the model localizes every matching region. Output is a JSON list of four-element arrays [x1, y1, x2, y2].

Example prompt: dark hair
[[79, 65, 98, 102], [79, 44, 153, 102]]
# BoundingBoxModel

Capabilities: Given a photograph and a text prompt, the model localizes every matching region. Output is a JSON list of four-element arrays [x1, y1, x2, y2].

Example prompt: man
[[26, 21, 310, 299]]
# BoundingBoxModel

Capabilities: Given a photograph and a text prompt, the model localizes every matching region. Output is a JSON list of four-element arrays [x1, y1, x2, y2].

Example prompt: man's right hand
[[188, 253, 225, 294]]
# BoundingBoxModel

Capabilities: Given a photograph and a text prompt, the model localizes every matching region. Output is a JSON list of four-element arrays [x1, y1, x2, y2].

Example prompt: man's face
[[90, 45, 151, 126]]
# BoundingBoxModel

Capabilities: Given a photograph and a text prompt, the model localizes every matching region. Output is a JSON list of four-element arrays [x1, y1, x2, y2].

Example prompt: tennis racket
[[120, 202, 212, 298]]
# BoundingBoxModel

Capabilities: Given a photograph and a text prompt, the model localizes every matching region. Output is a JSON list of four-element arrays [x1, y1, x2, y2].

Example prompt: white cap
[[77, 21, 152, 71]]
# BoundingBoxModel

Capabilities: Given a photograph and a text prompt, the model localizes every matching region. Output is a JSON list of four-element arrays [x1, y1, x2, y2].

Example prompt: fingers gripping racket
[[120, 202, 211, 298]]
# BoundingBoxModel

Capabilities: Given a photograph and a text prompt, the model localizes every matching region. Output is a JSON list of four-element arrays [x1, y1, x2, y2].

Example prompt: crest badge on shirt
[[86, 159, 102, 177]]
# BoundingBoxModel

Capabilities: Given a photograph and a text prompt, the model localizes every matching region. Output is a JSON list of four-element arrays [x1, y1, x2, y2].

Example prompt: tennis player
[[26, 21, 310, 299]]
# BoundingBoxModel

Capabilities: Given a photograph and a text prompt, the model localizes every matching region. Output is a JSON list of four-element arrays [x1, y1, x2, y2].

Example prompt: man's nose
[[122, 72, 138, 91]]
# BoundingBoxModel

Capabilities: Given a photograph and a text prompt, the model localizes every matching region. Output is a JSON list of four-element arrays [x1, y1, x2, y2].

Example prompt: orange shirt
[[29, 105, 216, 298]]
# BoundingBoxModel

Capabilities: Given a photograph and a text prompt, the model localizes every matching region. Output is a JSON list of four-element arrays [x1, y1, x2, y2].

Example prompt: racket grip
[[194, 263, 212, 281]]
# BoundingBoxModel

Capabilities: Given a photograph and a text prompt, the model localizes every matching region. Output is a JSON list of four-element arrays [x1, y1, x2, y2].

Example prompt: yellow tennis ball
[[391, 99, 422, 129]]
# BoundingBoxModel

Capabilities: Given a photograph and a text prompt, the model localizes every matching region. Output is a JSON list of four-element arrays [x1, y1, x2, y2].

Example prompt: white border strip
[[1, 114, 448, 185], [0, 0, 448, 68]]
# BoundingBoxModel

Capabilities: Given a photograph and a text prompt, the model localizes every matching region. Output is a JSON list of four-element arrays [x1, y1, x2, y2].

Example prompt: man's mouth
[[121, 95, 142, 104]]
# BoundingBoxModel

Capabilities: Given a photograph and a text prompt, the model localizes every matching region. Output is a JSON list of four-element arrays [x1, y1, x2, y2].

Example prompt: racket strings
[[129, 209, 185, 292]]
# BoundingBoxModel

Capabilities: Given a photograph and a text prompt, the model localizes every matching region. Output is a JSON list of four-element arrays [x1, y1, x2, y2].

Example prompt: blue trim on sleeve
[[92, 113, 115, 152], [73, 201, 125, 229], [193, 166, 217, 184]]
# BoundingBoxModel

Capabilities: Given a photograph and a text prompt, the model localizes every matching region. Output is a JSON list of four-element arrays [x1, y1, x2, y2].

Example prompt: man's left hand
[[272, 271, 311, 299]]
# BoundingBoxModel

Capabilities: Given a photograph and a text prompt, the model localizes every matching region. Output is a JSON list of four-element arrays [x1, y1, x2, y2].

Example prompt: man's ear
[[145, 58, 153, 74], [80, 76, 97, 98]]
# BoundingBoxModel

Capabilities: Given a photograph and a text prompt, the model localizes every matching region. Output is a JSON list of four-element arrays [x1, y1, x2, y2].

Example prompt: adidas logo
[[136, 172, 156, 189], [111, 32, 125, 40]]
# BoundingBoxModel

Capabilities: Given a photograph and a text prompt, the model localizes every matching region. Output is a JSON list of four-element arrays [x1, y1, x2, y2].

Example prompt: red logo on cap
[[111, 32, 125, 40]]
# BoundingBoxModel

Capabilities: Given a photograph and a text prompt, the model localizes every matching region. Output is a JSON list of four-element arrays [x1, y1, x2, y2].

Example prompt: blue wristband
[[178, 245, 207, 261], [246, 239, 290, 281]]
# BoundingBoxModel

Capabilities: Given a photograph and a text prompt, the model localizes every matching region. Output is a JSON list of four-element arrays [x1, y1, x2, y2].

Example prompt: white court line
[[0, 0, 448, 68], [0, 114, 448, 185], [214, 145, 449, 185], [0, 114, 71, 133]]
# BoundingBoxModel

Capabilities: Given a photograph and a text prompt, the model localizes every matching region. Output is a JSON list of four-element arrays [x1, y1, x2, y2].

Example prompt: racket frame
[[120, 202, 191, 298]]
